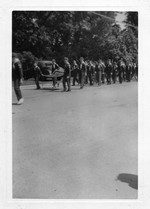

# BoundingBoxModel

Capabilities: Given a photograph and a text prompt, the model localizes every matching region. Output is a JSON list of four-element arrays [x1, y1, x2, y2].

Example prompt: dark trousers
[[52, 77, 57, 87], [87, 71, 93, 85], [78, 71, 81, 84], [123, 71, 126, 81], [13, 79, 22, 101], [85, 74, 88, 84], [126, 71, 131, 82], [101, 73, 105, 83], [106, 73, 111, 84], [80, 72, 85, 88], [118, 72, 123, 83], [96, 71, 101, 85], [63, 75, 71, 91], [135, 68, 138, 80], [72, 71, 78, 85], [131, 69, 135, 80], [35, 75, 40, 89], [112, 72, 116, 83]]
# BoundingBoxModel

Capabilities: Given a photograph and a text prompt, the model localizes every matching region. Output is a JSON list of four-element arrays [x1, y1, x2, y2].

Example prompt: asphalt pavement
[[12, 81, 138, 199]]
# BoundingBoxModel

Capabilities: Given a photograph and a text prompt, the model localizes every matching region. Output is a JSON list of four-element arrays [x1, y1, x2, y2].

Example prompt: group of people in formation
[[12, 54, 138, 105], [34, 56, 138, 91]]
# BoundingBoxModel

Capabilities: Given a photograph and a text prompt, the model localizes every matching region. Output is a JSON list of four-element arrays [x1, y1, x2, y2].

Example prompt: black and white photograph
[[11, 10, 138, 199]]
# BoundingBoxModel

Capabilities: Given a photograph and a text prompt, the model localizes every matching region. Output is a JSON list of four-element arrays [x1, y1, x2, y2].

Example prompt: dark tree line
[[12, 11, 138, 68]]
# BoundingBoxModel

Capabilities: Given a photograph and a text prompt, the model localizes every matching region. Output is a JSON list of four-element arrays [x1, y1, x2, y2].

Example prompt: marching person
[[52, 59, 59, 88], [132, 62, 138, 81], [105, 59, 113, 84], [86, 60, 93, 86], [97, 59, 104, 85], [84, 60, 89, 84], [112, 61, 118, 84], [126, 62, 132, 82], [122, 60, 127, 81], [72, 60, 79, 86], [12, 54, 24, 105], [91, 61, 95, 85], [62, 57, 71, 92], [101, 60, 106, 84], [79, 57, 86, 89], [95, 61, 99, 85], [118, 59, 125, 84], [135, 62, 138, 81], [33, 62, 42, 89]]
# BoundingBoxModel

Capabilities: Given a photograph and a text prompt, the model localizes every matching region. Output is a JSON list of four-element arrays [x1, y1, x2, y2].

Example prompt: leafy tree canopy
[[12, 11, 138, 68]]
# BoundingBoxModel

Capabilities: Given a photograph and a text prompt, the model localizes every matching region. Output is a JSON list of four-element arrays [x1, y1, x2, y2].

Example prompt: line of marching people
[[42, 57, 138, 92], [12, 54, 138, 104], [71, 58, 138, 87]]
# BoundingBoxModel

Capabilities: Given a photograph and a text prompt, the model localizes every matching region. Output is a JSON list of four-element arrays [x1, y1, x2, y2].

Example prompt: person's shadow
[[117, 173, 138, 190], [12, 102, 18, 105]]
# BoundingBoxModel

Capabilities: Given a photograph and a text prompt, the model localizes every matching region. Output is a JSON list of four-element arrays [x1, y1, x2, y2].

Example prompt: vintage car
[[37, 60, 52, 81], [37, 60, 64, 81], [23, 60, 65, 81]]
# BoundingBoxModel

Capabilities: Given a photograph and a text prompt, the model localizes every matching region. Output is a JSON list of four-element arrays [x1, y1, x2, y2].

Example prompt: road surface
[[12, 81, 138, 199]]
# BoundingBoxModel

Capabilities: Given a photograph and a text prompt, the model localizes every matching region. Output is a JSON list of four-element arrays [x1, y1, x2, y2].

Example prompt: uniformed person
[[135, 62, 138, 81], [96, 60, 102, 85], [105, 59, 113, 84], [122, 61, 126, 81], [132, 62, 138, 81], [101, 60, 106, 84], [33, 62, 42, 89], [72, 60, 79, 86], [79, 57, 86, 89], [112, 61, 118, 84], [131, 62, 135, 80], [95, 61, 99, 85], [12, 54, 24, 105], [62, 57, 71, 92], [118, 59, 125, 84], [91, 61, 96, 84], [126, 62, 132, 82], [52, 59, 59, 88], [86, 60, 93, 85], [84, 60, 88, 84]]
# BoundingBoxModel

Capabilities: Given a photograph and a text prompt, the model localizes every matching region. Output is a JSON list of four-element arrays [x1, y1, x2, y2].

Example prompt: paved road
[[12, 81, 138, 199]]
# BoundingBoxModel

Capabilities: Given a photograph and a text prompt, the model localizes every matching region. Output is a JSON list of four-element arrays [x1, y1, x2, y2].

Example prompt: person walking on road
[[72, 60, 79, 86], [112, 61, 118, 84], [97, 59, 104, 86], [126, 62, 132, 82], [118, 59, 125, 84], [62, 57, 71, 92], [12, 54, 24, 105], [33, 63, 42, 89], [79, 57, 86, 89], [86, 60, 93, 86], [105, 59, 113, 85], [52, 59, 59, 88]]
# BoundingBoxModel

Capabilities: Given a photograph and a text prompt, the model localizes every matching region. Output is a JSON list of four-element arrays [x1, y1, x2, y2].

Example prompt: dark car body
[[37, 60, 53, 81]]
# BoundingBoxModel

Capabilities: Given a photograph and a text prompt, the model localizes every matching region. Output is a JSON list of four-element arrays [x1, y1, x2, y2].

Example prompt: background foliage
[[12, 11, 138, 68]]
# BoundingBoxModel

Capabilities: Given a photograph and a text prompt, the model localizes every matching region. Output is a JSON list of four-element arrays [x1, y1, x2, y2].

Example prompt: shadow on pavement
[[12, 102, 18, 105], [42, 87, 60, 91], [117, 173, 138, 190], [24, 87, 61, 92]]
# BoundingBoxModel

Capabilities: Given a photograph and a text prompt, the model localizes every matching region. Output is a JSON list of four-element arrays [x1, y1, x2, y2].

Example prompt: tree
[[125, 12, 138, 37], [12, 11, 138, 64]]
